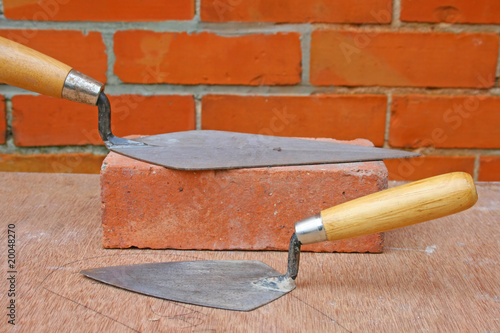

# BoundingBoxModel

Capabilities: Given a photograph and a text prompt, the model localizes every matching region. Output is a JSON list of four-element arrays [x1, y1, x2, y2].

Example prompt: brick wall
[[0, 0, 499, 180]]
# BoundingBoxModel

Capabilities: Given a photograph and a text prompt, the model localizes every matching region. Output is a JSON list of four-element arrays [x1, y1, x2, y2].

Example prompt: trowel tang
[[82, 172, 478, 311]]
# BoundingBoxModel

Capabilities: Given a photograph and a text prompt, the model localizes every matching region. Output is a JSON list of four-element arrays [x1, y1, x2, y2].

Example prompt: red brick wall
[[0, 0, 499, 180]]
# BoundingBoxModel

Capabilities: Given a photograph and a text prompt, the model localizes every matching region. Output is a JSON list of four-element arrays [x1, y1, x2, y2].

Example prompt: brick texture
[[12, 95, 195, 146], [401, 0, 500, 24], [201, 0, 392, 23], [0, 30, 107, 83], [390, 95, 500, 149], [479, 157, 500, 181], [202, 95, 387, 146], [385, 156, 475, 181], [101, 138, 387, 252], [3, 0, 194, 21], [1, 4, 499, 181], [0, 153, 105, 174], [0, 96, 5, 144], [310, 30, 499, 88], [114, 31, 301, 85]]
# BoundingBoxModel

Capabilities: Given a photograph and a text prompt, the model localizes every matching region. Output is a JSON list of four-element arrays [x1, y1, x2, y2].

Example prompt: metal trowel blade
[[81, 260, 295, 311], [110, 130, 419, 170]]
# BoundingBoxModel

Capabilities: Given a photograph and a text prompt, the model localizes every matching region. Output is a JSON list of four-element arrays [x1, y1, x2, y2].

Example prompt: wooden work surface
[[0, 172, 498, 332]]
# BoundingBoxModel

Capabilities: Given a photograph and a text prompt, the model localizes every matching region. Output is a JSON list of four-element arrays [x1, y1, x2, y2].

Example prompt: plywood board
[[0, 173, 498, 332]]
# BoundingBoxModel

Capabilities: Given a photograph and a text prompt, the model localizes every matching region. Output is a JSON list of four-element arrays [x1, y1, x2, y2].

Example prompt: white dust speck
[[425, 245, 437, 255]]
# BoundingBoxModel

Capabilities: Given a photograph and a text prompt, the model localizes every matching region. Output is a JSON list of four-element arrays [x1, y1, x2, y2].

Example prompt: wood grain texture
[[0, 36, 72, 98], [0, 173, 498, 332], [322, 172, 478, 241]]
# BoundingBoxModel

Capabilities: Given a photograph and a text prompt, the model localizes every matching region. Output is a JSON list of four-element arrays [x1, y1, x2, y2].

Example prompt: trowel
[[82, 172, 477, 311], [0, 36, 419, 170]]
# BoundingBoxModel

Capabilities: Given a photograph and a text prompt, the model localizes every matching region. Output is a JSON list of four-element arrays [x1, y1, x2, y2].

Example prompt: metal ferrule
[[294, 214, 327, 245], [62, 69, 104, 106]]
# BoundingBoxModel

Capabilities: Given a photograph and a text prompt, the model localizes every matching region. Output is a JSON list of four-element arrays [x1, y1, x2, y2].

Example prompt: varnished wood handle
[[321, 172, 478, 241], [0, 36, 72, 98]]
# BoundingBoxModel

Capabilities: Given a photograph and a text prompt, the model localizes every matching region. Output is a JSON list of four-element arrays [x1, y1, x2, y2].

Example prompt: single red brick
[[12, 95, 195, 146], [401, 0, 500, 24], [101, 138, 388, 252], [0, 153, 105, 174], [385, 156, 475, 181], [3, 0, 194, 21], [479, 156, 500, 181], [202, 94, 387, 146], [201, 0, 392, 23], [0, 96, 5, 144], [0, 30, 107, 83], [114, 31, 301, 85], [310, 30, 499, 88], [390, 95, 500, 149]]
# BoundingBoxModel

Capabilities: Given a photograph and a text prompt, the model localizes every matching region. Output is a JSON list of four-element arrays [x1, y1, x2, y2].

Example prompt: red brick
[[202, 94, 387, 146], [114, 31, 301, 85], [479, 156, 500, 181], [101, 138, 388, 252], [201, 0, 392, 23], [401, 0, 500, 24], [12, 95, 195, 146], [0, 30, 107, 83], [385, 156, 475, 181], [0, 153, 105, 174], [390, 95, 500, 149], [0, 96, 5, 144], [3, 0, 194, 21], [310, 30, 499, 88]]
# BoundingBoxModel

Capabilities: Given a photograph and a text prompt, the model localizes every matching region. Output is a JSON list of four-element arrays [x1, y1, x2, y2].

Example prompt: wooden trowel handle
[[295, 172, 478, 245], [0, 36, 103, 105], [0, 36, 71, 98]]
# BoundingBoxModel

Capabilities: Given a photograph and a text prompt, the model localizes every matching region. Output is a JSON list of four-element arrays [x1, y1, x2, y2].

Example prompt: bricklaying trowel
[[0, 36, 419, 170], [81, 172, 477, 311]]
